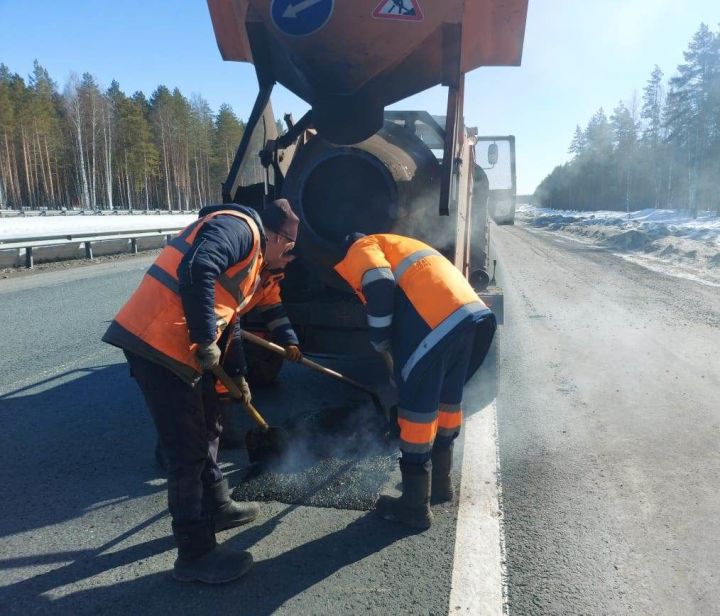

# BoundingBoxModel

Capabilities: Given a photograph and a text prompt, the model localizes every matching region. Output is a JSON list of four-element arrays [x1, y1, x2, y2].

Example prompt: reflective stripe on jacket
[[334, 234, 490, 381], [102, 210, 264, 384]]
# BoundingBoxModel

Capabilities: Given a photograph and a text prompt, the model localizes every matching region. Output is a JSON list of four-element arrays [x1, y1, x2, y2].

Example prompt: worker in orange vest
[[103, 199, 301, 584], [335, 233, 496, 529]]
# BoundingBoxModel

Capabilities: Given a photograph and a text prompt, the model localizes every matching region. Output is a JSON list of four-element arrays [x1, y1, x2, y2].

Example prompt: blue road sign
[[271, 0, 334, 37]]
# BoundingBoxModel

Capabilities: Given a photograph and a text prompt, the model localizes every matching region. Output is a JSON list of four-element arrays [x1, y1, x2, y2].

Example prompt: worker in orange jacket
[[103, 199, 301, 584], [335, 233, 496, 529]]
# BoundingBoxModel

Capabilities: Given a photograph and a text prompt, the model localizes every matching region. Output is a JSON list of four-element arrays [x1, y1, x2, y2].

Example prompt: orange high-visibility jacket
[[103, 209, 265, 384], [334, 234, 490, 382]]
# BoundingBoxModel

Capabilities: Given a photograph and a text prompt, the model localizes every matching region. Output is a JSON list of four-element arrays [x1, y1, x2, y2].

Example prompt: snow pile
[[517, 204, 720, 286], [0, 214, 198, 268]]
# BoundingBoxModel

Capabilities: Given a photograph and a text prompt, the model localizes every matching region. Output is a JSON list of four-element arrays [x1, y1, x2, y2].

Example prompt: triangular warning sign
[[372, 0, 423, 21]]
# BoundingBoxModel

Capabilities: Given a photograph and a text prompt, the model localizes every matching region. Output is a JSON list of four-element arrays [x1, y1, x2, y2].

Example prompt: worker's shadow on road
[[12, 508, 411, 616], [1, 362, 409, 614], [0, 363, 169, 540], [231, 512, 412, 615]]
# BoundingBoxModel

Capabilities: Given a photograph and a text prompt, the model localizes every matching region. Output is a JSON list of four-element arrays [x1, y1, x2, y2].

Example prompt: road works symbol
[[271, 0, 334, 36], [372, 0, 423, 21]]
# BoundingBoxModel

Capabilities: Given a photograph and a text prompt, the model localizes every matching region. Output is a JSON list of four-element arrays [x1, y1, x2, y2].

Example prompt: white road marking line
[[449, 401, 506, 615]]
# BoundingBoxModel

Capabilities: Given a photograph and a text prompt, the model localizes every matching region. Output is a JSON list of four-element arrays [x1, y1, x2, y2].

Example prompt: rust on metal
[[207, 0, 528, 142]]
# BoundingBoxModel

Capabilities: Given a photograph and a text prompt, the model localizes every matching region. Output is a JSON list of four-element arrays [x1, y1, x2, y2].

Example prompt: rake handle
[[240, 330, 377, 395], [210, 364, 269, 431]]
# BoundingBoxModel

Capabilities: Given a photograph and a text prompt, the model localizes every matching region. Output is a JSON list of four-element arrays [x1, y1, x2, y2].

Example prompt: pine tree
[[584, 108, 614, 156], [14, 72, 39, 208], [665, 24, 720, 214], [568, 125, 586, 159], [28, 62, 63, 207], [641, 66, 664, 146], [611, 101, 638, 213], [171, 88, 192, 210], [641, 65, 666, 208], [189, 94, 214, 207], [150, 86, 174, 209], [213, 104, 244, 197], [0, 65, 19, 207]]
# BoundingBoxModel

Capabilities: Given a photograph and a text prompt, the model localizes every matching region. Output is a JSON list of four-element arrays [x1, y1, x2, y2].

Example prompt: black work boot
[[431, 442, 454, 504], [204, 478, 259, 532], [218, 400, 244, 450], [376, 460, 433, 530], [172, 518, 253, 584]]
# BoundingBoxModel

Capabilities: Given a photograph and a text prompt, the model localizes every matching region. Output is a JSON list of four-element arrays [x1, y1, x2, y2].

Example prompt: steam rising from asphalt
[[233, 402, 399, 510]]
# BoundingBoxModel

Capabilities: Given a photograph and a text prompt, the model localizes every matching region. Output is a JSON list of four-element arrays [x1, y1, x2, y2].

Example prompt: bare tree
[[101, 93, 114, 208], [63, 74, 90, 209]]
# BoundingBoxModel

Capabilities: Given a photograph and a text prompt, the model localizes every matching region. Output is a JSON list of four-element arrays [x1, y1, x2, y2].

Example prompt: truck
[[206, 0, 527, 381]]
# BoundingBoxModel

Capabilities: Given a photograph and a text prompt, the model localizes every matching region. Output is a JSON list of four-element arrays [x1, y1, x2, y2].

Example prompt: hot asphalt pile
[[232, 403, 399, 510]]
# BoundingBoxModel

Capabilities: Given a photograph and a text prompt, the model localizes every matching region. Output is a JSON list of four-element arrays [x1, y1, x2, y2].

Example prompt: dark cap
[[343, 232, 366, 251], [260, 198, 299, 241]]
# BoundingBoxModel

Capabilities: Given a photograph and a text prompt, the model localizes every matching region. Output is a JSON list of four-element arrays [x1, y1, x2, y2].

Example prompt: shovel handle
[[240, 330, 376, 395], [210, 364, 269, 431]]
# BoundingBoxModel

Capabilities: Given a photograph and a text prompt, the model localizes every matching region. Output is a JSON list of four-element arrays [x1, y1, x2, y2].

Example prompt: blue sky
[[1, 1, 719, 193]]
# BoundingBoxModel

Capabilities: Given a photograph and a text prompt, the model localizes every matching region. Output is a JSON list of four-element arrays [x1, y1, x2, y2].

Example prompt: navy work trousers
[[124, 351, 224, 523], [397, 312, 496, 465]]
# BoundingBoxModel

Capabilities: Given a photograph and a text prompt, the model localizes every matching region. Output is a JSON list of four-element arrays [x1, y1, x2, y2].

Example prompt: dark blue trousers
[[125, 351, 224, 523], [397, 313, 496, 464]]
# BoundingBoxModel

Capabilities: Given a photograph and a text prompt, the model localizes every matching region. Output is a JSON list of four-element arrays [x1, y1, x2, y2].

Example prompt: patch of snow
[[0, 214, 197, 240], [517, 204, 720, 287], [0, 214, 198, 268]]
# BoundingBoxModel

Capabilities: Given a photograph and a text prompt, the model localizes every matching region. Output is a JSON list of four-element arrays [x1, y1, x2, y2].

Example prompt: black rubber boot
[[376, 460, 433, 530], [172, 518, 253, 584], [218, 400, 244, 450], [431, 442, 454, 504], [204, 478, 259, 532]]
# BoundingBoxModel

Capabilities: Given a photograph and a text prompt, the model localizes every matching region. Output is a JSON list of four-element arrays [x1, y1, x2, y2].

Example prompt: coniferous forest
[[4, 23, 720, 215], [537, 23, 720, 214], [0, 62, 249, 211]]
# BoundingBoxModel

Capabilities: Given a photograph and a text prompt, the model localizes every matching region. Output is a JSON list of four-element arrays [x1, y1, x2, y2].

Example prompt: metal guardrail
[[0, 208, 199, 218], [0, 226, 186, 268]]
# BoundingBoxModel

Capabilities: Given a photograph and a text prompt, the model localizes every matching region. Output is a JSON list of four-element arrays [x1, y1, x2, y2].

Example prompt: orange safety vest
[[334, 234, 488, 381], [103, 209, 264, 384]]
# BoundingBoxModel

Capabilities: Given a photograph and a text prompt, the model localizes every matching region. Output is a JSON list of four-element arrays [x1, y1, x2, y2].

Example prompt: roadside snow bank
[[0, 214, 197, 268], [0, 214, 197, 240], [517, 205, 720, 286]]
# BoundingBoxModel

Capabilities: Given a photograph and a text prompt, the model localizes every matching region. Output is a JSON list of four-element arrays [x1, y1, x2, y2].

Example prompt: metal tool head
[[245, 426, 292, 465]]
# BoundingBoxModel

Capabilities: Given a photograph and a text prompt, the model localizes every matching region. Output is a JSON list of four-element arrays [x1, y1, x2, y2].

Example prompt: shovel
[[210, 364, 290, 464], [239, 330, 392, 422]]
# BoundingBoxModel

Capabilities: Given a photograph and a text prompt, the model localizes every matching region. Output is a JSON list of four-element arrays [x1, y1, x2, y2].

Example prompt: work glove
[[284, 344, 303, 363], [195, 341, 221, 370], [231, 375, 252, 407]]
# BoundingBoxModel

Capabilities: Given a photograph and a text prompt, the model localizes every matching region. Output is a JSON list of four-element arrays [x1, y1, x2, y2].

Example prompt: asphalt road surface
[[495, 225, 720, 615], [1, 222, 718, 615]]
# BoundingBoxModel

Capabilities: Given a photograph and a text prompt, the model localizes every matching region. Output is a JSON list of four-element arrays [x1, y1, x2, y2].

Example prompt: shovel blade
[[245, 426, 291, 464]]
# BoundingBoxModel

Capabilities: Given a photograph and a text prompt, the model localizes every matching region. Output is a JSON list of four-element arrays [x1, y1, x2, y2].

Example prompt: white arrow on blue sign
[[271, 0, 335, 37]]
